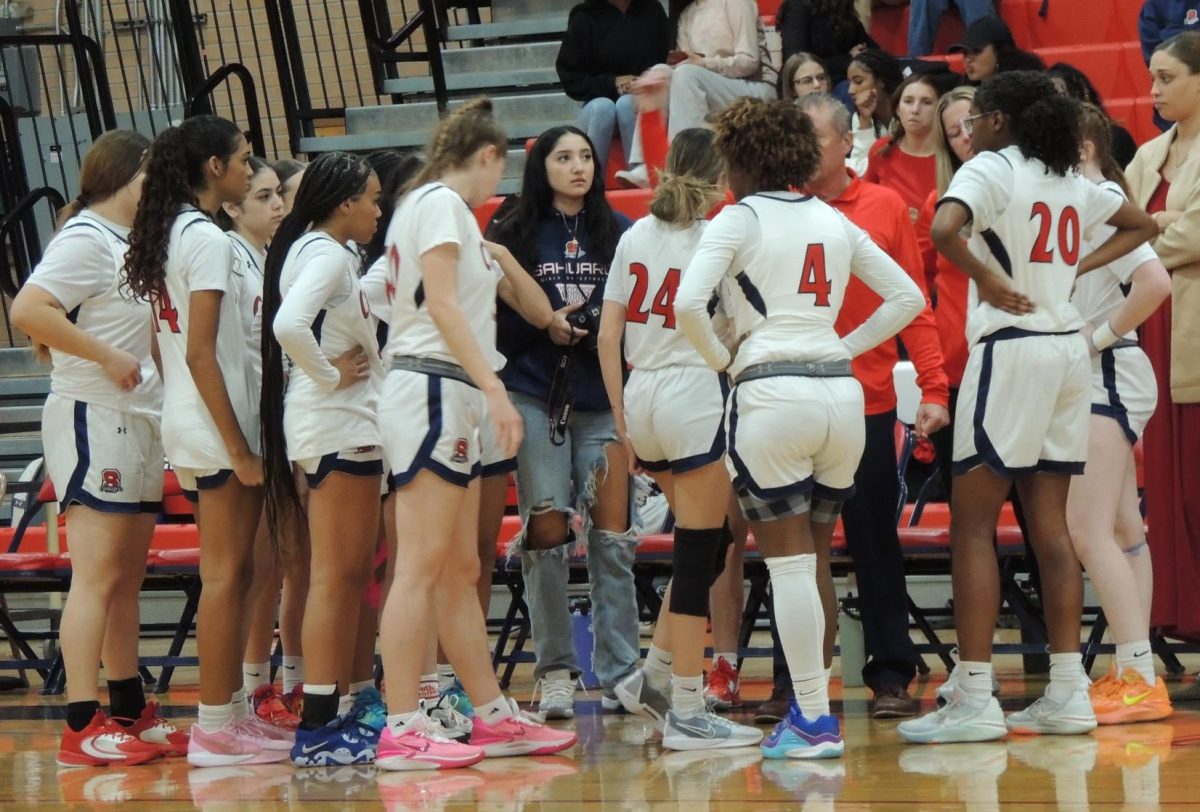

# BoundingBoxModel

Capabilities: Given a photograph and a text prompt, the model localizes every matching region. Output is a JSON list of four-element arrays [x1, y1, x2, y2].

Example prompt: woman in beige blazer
[[1125, 30, 1200, 645]]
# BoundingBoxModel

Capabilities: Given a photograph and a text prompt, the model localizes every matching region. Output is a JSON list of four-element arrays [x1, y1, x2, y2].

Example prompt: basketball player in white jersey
[[599, 127, 760, 751], [1070, 104, 1173, 725], [676, 98, 925, 759], [123, 115, 291, 766], [374, 99, 576, 770], [12, 130, 186, 766], [898, 72, 1158, 744]]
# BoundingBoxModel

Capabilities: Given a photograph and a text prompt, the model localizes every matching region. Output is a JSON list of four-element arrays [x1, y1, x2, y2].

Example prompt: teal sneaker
[[349, 686, 387, 733], [440, 678, 474, 719]]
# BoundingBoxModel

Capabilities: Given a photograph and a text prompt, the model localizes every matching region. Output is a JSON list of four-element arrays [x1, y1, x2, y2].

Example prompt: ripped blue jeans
[[510, 392, 640, 689]]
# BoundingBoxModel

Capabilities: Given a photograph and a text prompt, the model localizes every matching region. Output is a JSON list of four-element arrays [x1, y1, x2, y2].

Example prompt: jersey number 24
[[627, 263, 680, 329]]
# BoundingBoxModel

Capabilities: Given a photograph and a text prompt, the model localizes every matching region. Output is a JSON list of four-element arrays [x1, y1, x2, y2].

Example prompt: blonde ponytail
[[648, 128, 725, 227]]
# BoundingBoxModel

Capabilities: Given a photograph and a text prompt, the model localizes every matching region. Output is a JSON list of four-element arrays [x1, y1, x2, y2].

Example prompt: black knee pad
[[708, 519, 733, 586], [669, 526, 726, 617]]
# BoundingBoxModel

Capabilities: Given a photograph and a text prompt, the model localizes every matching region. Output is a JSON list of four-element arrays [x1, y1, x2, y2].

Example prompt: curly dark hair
[[1047, 62, 1105, 109], [713, 98, 821, 192], [975, 71, 1082, 177], [259, 151, 374, 551], [123, 115, 244, 302], [486, 125, 621, 271]]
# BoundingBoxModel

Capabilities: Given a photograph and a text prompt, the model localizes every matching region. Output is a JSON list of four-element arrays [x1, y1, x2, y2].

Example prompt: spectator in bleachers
[[780, 52, 831, 100], [864, 73, 941, 222], [614, 0, 778, 188], [486, 127, 640, 721], [1139, 0, 1200, 64], [948, 17, 1043, 84], [776, 0, 877, 90], [1047, 63, 1138, 168], [1125, 30, 1200, 658], [908, 0, 995, 57], [846, 49, 904, 174], [556, 0, 671, 171], [799, 91, 949, 719], [918, 85, 975, 496]]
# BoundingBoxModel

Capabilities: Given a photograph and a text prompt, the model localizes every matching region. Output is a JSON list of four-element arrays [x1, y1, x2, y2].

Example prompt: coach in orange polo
[[790, 92, 951, 718]]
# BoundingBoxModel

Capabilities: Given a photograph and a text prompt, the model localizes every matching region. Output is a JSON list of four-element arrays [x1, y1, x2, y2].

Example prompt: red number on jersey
[[153, 286, 181, 334], [1029, 202, 1081, 265], [386, 244, 400, 305], [627, 263, 681, 328], [797, 244, 831, 307]]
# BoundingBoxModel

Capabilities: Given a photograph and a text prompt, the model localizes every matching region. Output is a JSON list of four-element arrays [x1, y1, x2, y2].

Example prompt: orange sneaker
[[704, 657, 742, 710], [1091, 668, 1172, 725], [281, 685, 304, 717], [121, 700, 189, 757], [250, 684, 300, 731], [58, 710, 163, 768]]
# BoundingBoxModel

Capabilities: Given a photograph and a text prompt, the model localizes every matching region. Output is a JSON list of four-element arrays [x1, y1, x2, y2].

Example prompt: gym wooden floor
[[3, 648, 1200, 811]]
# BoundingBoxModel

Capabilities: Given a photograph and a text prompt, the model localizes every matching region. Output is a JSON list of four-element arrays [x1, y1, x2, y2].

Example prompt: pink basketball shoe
[[376, 712, 485, 771], [470, 698, 578, 757]]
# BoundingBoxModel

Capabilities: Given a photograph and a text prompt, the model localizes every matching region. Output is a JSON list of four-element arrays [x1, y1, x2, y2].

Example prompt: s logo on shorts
[[451, 438, 469, 464], [100, 468, 123, 494]]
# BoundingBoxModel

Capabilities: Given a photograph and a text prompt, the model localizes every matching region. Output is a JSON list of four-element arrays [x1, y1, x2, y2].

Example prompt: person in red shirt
[[790, 92, 950, 718], [915, 85, 975, 495], [865, 73, 940, 223]]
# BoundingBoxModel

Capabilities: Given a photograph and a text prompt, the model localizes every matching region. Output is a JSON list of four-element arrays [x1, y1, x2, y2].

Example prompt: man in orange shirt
[[792, 92, 950, 718]]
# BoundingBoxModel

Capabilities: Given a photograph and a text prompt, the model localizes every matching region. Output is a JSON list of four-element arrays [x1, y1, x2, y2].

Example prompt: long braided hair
[[123, 115, 244, 302], [259, 151, 374, 549]]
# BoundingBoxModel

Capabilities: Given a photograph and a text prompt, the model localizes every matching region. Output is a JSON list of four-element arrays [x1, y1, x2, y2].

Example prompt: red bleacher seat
[[0, 551, 61, 572]]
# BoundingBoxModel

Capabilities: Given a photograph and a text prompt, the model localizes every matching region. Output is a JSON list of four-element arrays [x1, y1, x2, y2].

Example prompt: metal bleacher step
[[382, 42, 561, 97], [382, 67, 559, 97], [445, 13, 569, 41]]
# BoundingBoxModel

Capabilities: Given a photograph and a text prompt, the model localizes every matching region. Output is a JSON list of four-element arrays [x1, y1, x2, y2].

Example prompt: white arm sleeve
[[677, 207, 752, 371], [841, 221, 926, 358], [272, 246, 345, 391]]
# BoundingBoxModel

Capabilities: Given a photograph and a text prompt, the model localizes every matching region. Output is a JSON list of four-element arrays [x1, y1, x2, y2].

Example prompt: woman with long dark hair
[[123, 115, 291, 766], [488, 125, 640, 720], [845, 49, 903, 174], [898, 72, 1156, 744], [776, 0, 875, 88], [260, 152, 386, 766], [12, 130, 183, 767]]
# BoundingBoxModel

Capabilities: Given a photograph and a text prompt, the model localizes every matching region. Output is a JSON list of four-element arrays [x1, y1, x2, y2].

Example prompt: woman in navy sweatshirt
[[556, 0, 671, 170]]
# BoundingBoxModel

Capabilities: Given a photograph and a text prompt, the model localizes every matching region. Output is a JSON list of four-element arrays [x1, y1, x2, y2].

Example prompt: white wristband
[[1090, 321, 1120, 352]]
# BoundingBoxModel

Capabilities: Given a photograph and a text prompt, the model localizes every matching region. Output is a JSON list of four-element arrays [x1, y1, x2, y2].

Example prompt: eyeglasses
[[959, 111, 997, 136], [793, 73, 829, 88]]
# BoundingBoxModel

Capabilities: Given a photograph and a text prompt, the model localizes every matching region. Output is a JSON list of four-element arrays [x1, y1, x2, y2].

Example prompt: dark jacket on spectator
[[1139, 0, 1200, 63], [776, 0, 878, 85], [556, 0, 672, 102]]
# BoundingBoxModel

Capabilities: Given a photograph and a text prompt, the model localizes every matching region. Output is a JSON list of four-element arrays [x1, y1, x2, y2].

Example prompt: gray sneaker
[[614, 668, 669, 731], [421, 695, 472, 743], [662, 710, 763, 752], [1005, 688, 1097, 735], [898, 693, 1006, 744], [601, 685, 624, 712], [535, 670, 576, 720]]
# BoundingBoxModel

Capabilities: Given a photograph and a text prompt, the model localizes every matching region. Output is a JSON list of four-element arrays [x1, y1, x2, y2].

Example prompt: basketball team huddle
[[14, 58, 1175, 772]]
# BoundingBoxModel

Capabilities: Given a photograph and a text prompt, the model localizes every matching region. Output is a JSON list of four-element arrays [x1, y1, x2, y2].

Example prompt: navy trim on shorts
[[726, 384, 815, 501], [305, 451, 385, 489], [952, 341, 1086, 478], [734, 271, 767, 317], [1094, 347, 1137, 446], [480, 456, 518, 478], [389, 374, 476, 490], [812, 481, 856, 502], [659, 374, 730, 475], [980, 326, 1079, 343], [180, 469, 235, 504], [58, 401, 161, 515]]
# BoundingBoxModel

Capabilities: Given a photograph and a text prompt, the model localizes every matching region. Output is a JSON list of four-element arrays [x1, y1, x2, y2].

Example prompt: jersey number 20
[[627, 263, 680, 329], [1029, 202, 1080, 265]]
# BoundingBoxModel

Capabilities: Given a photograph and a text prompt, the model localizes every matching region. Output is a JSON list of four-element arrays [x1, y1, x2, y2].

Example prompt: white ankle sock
[[766, 554, 828, 720], [475, 695, 513, 724], [419, 673, 440, 703], [1047, 652, 1084, 703], [198, 701, 234, 734], [386, 709, 420, 732], [1115, 640, 1156, 685], [281, 655, 304, 693], [958, 661, 993, 703], [230, 688, 250, 720], [337, 694, 354, 716], [242, 661, 269, 694], [437, 664, 456, 693], [643, 644, 673, 693], [671, 674, 706, 718]]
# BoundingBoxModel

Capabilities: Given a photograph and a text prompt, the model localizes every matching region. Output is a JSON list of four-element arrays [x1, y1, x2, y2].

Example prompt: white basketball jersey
[[1070, 180, 1159, 340], [26, 210, 162, 417], [228, 231, 266, 395], [156, 207, 258, 468], [942, 146, 1124, 345], [603, 215, 715, 370], [274, 232, 383, 460], [676, 192, 923, 378], [382, 183, 504, 371]]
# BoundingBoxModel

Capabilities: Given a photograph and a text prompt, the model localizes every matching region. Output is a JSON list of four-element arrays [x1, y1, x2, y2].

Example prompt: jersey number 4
[[1029, 202, 1080, 265], [798, 244, 831, 307], [627, 263, 680, 328], [152, 287, 181, 334]]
